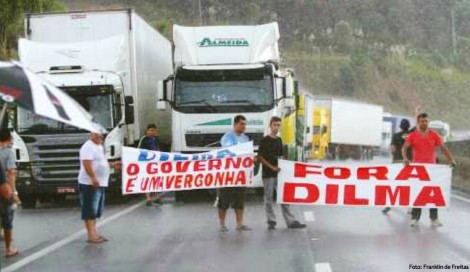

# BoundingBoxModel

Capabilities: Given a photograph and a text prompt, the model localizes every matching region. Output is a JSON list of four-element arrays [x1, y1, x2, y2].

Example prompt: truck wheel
[[21, 194, 37, 209]]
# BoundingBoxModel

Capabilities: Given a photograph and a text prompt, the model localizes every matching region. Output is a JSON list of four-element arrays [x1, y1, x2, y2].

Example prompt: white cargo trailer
[[330, 99, 383, 147], [313, 98, 383, 160]]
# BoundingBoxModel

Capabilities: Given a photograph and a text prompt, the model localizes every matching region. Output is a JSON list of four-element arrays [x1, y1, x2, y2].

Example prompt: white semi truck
[[12, 9, 172, 208], [157, 23, 296, 189], [429, 120, 451, 142]]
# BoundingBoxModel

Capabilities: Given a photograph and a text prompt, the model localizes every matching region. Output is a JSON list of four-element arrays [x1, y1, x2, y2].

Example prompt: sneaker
[[410, 219, 418, 227], [236, 225, 252, 231], [431, 219, 443, 228], [146, 201, 153, 207], [219, 226, 229, 233], [382, 207, 391, 215], [288, 221, 307, 229]]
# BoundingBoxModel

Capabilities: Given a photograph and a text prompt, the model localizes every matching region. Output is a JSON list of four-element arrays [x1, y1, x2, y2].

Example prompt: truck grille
[[185, 133, 264, 147], [25, 134, 89, 185]]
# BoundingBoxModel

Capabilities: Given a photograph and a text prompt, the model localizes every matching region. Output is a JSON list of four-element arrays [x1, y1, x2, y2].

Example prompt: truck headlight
[[17, 169, 32, 178]]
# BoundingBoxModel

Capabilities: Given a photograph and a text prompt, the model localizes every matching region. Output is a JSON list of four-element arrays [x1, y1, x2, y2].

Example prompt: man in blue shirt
[[217, 115, 251, 232]]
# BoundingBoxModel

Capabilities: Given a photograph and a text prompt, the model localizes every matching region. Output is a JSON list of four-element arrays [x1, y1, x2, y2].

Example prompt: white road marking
[[315, 262, 333, 272], [452, 194, 470, 204], [304, 211, 315, 222], [3, 201, 144, 272]]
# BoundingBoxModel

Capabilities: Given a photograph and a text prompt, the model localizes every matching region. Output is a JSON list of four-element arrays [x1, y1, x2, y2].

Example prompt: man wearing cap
[[382, 119, 413, 215]]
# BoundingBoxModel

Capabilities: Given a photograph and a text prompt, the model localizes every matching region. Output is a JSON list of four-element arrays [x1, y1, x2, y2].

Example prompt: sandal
[[219, 226, 229, 233], [99, 236, 109, 242], [5, 248, 19, 258], [87, 238, 105, 244]]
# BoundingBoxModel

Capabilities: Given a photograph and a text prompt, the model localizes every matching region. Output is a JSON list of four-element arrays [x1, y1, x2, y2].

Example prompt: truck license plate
[[57, 187, 76, 193]]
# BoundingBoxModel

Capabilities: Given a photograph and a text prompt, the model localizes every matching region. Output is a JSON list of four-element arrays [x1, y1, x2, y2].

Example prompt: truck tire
[[20, 193, 37, 209]]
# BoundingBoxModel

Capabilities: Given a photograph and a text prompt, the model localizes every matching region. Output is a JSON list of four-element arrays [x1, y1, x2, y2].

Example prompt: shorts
[[0, 200, 14, 230], [217, 187, 246, 210], [79, 184, 105, 220]]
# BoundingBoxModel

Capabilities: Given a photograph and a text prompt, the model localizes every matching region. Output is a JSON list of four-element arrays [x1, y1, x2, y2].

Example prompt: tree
[[0, 0, 66, 60], [333, 20, 353, 54]]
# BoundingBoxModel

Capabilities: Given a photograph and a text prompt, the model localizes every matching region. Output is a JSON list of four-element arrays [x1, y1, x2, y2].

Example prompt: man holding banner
[[258, 117, 306, 230], [217, 115, 252, 232], [138, 124, 164, 207], [403, 113, 456, 227]]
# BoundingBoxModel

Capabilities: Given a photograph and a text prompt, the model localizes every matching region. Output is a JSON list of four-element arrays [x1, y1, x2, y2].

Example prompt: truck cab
[[312, 107, 331, 160], [158, 23, 296, 188], [12, 65, 129, 208]]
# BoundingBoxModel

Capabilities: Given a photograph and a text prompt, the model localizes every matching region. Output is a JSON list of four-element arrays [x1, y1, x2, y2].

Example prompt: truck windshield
[[17, 85, 115, 134], [174, 67, 274, 113]]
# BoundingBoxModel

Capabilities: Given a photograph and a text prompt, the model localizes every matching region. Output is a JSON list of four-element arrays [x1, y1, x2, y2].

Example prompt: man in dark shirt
[[138, 124, 163, 206], [391, 119, 413, 162], [258, 116, 306, 230], [382, 119, 412, 215]]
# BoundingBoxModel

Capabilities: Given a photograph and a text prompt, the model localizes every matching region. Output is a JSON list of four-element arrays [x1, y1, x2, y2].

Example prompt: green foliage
[[337, 64, 355, 95], [152, 19, 171, 39], [333, 20, 353, 54], [0, 0, 66, 60], [350, 47, 369, 67]]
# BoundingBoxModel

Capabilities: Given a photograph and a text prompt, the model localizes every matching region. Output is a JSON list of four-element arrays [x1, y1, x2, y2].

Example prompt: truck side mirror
[[165, 79, 173, 102], [284, 77, 294, 98], [124, 95, 134, 125], [282, 76, 294, 108], [275, 77, 283, 100], [125, 106, 134, 124], [157, 77, 173, 110], [157, 81, 167, 110], [157, 80, 165, 101], [125, 96, 134, 105]]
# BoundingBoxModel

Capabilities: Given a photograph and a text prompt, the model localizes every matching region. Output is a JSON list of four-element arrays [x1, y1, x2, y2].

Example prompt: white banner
[[277, 160, 452, 208], [122, 142, 254, 194]]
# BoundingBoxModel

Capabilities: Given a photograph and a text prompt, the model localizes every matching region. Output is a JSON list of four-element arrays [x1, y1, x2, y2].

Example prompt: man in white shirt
[[78, 132, 120, 244]]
